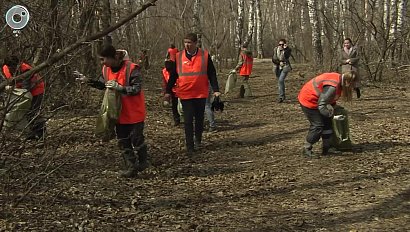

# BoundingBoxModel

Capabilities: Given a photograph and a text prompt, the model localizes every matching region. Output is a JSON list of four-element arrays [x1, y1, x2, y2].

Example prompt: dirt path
[[3, 60, 410, 231]]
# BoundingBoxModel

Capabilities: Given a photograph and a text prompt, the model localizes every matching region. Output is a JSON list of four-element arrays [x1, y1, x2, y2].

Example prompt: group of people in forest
[[1, 33, 361, 177]]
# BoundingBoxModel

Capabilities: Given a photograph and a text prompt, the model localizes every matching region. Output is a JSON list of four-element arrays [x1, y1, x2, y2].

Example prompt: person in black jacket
[[272, 39, 292, 103]]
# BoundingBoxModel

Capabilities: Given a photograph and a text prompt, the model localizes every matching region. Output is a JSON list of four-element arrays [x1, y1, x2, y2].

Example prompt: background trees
[[0, 0, 408, 78]]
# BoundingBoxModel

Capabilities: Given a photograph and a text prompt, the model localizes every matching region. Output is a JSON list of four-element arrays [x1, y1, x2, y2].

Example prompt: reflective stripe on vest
[[103, 61, 132, 86], [298, 73, 341, 109], [101, 61, 146, 124], [312, 78, 339, 96], [175, 49, 209, 99], [177, 50, 207, 77], [2, 63, 45, 96]]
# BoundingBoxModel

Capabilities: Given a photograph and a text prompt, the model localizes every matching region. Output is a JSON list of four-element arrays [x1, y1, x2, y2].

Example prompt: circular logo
[[5, 5, 30, 30]]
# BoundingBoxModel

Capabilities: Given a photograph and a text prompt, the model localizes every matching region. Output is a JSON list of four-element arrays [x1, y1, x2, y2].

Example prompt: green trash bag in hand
[[331, 106, 352, 151], [95, 88, 121, 141], [224, 72, 237, 95], [3, 88, 32, 131]]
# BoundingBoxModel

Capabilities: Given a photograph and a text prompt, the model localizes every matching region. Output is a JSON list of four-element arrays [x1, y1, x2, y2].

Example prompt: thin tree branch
[[0, 0, 159, 91]]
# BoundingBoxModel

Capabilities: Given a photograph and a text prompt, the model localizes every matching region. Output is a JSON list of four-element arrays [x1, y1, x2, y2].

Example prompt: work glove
[[73, 70, 89, 83], [105, 80, 124, 91], [4, 85, 13, 93], [326, 104, 334, 117]]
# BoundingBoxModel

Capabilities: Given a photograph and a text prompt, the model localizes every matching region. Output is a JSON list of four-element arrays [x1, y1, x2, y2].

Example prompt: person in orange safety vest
[[166, 44, 179, 62], [231, 44, 254, 98], [162, 60, 180, 126], [2, 56, 46, 140], [164, 33, 221, 156], [74, 46, 149, 178], [298, 71, 358, 158]]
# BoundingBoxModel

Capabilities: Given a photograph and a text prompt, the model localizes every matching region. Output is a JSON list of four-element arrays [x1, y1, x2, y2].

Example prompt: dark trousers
[[27, 94, 46, 138], [170, 93, 180, 123], [301, 105, 333, 146], [180, 98, 206, 150], [116, 122, 145, 151]]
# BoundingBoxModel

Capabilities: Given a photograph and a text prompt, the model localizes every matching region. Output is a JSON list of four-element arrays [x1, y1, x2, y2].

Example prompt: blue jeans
[[275, 66, 290, 100], [205, 89, 215, 128]]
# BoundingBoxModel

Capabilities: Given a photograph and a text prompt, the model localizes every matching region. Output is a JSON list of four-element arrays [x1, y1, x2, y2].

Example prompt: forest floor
[[1, 60, 410, 231]]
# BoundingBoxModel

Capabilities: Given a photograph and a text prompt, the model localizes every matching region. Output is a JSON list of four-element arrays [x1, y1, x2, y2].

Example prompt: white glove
[[230, 69, 236, 74], [73, 70, 88, 83], [4, 85, 13, 92], [105, 80, 124, 91]]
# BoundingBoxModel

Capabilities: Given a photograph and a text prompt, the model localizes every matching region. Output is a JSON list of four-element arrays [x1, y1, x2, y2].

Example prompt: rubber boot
[[322, 138, 332, 156], [303, 142, 317, 158], [194, 134, 203, 151], [120, 149, 138, 178], [135, 144, 149, 172], [238, 85, 245, 98]]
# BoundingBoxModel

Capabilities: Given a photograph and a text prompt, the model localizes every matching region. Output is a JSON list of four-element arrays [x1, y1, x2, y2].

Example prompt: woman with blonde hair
[[298, 71, 357, 157]]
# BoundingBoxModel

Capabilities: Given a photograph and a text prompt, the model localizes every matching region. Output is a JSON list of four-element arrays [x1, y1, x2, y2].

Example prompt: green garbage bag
[[224, 72, 237, 95], [331, 106, 352, 151], [95, 88, 121, 141], [3, 88, 32, 131]]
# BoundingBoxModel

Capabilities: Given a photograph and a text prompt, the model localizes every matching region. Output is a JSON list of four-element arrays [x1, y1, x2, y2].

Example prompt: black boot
[[302, 142, 318, 158], [355, 88, 361, 98], [194, 136, 202, 150], [239, 85, 245, 98], [120, 149, 138, 178], [135, 144, 149, 172]]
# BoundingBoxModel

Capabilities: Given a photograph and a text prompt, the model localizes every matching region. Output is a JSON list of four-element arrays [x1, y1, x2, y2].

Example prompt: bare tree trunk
[[235, 0, 245, 53], [255, 0, 263, 58], [301, 1, 312, 61], [0, 0, 160, 90], [193, 0, 202, 48], [308, 0, 323, 66], [396, 0, 407, 63], [390, 0, 398, 64], [243, 0, 255, 48], [100, 0, 112, 46]]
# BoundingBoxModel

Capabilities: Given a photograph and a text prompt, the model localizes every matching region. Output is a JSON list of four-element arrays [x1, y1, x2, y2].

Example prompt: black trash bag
[[211, 96, 224, 112]]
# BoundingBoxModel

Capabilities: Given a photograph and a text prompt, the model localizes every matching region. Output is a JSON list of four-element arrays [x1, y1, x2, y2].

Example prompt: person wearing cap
[[164, 32, 221, 156], [74, 46, 149, 178]]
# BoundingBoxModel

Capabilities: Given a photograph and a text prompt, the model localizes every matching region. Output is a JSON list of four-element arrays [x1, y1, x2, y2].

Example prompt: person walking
[[165, 33, 221, 156], [2, 56, 46, 140], [231, 44, 254, 98], [162, 60, 180, 126], [272, 39, 292, 103], [298, 71, 358, 158], [166, 44, 179, 62], [340, 38, 361, 98], [75, 46, 149, 178]]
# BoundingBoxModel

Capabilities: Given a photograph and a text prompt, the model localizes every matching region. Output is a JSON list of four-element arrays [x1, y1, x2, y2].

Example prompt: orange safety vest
[[298, 73, 342, 109], [162, 67, 176, 94], [175, 49, 209, 99], [239, 52, 253, 76], [2, 63, 45, 96], [167, 48, 179, 62], [102, 61, 146, 124]]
